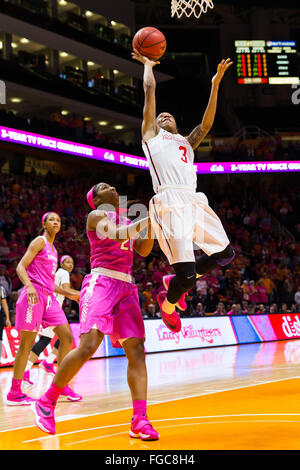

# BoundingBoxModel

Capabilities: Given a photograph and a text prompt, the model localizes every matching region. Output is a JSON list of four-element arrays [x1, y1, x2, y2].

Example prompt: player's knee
[[32, 335, 51, 355], [124, 339, 145, 364], [172, 262, 196, 291], [79, 342, 97, 361], [215, 244, 235, 267]]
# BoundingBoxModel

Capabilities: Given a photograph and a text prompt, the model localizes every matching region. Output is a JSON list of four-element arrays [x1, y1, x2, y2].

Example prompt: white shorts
[[149, 186, 230, 265]]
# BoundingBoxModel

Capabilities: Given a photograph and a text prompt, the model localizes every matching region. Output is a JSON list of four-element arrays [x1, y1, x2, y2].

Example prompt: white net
[[171, 0, 214, 19]]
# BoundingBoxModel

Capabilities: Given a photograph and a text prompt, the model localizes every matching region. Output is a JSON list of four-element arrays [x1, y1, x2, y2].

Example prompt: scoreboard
[[235, 40, 300, 85]]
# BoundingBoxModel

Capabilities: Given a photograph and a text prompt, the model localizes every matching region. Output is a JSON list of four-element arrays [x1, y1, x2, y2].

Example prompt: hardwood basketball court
[[1, 339, 300, 450]]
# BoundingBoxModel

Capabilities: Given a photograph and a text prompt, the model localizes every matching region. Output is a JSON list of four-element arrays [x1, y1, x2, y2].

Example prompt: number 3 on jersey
[[179, 146, 188, 163]]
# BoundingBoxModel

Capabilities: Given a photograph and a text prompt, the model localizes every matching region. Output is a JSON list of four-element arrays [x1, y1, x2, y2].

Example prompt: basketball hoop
[[171, 0, 214, 19]]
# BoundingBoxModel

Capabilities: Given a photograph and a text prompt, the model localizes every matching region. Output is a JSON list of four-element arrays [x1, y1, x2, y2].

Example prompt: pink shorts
[[79, 273, 145, 348], [15, 284, 68, 332]]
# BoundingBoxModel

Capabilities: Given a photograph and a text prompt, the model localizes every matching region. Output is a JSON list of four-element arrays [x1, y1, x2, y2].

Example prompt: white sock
[[46, 352, 57, 364], [25, 360, 34, 372]]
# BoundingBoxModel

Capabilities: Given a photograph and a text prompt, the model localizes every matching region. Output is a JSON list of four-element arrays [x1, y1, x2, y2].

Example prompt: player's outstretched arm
[[134, 218, 155, 257], [131, 49, 160, 141], [186, 58, 233, 150], [89, 210, 151, 243]]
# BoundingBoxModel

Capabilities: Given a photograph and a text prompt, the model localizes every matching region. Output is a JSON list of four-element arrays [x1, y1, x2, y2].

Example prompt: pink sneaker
[[6, 390, 35, 406], [40, 359, 56, 376], [129, 414, 159, 441], [23, 370, 34, 385], [60, 385, 82, 401], [31, 399, 56, 434], [163, 275, 188, 311], [157, 290, 182, 333]]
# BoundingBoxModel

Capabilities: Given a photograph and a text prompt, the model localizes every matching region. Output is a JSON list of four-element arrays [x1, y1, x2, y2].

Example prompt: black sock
[[195, 253, 219, 276], [166, 262, 196, 304]]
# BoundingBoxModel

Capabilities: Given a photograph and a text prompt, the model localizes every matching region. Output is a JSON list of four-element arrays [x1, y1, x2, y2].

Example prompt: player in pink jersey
[[31, 183, 159, 440], [6, 212, 81, 405]]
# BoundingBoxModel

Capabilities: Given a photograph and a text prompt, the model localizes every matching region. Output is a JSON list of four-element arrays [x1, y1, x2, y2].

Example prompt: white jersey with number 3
[[142, 127, 229, 265], [142, 128, 197, 193]]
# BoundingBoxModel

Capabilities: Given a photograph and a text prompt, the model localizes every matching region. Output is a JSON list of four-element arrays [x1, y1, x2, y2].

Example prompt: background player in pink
[[23, 255, 76, 385], [6, 212, 81, 405], [132, 48, 235, 333], [32, 183, 159, 440]]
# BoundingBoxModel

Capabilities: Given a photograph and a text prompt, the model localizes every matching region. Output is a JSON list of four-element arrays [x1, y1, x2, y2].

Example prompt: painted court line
[[65, 419, 300, 447], [22, 413, 300, 444], [23, 412, 300, 443]]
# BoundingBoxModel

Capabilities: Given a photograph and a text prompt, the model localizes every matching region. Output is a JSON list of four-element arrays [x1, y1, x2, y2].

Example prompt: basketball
[[132, 27, 167, 61]]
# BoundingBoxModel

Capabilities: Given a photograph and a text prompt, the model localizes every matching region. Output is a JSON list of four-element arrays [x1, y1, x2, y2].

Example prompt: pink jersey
[[26, 234, 58, 293], [87, 211, 134, 275]]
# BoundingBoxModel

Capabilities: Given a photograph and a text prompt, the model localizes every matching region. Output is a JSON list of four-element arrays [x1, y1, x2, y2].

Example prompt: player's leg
[[31, 328, 104, 434], [37, 327, 58, 375], [52, 323, 73, 365], [32, 273, 110, 433], [39, 341, 59, 376], [7, 286, 46, 404], [51, 322, 82, 401], [40, 338, 60, 375], [121, 337, 159, 441], [111, 284, 158, 440], [0, 313, 4, 362], [164, 261, 196, 306], [195, 244, 235, 276], [54, 328, 103, 388], [158, 239, 196, 326], [23, 334, 52, 384], [150, 195, 194, 331], [52, 339, 60, 357], [7, 330, 37, 404]]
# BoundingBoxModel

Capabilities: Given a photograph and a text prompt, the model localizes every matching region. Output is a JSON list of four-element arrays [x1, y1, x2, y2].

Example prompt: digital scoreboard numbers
[[235, 40, 300, 85]]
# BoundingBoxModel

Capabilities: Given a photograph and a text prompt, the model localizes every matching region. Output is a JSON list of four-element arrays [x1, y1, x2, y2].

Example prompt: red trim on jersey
[[144, 141, 161, 186]]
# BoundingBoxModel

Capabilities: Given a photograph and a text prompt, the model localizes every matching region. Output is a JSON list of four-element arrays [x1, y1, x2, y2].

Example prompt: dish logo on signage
[[268, 313, 300, 340], [282, 315, 300, 338]]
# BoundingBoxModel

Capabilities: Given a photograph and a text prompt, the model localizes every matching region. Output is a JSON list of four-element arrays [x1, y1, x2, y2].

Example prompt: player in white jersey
[[23, 255, 76, 384], [132, 48, 234, 332]]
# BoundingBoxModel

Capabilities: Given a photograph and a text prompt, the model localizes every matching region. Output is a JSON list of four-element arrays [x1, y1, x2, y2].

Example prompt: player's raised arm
[[186, 58, 233, 150], [131, 49, 160, 141]]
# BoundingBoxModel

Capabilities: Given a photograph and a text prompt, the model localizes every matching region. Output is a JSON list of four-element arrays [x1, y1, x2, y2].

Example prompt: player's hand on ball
[[212, 58, 233, 86], [131, 49, 160, 67]]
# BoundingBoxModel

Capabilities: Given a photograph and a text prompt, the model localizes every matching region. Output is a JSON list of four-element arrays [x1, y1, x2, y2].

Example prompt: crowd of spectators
[[0, 169, 299, 325], [210, 134, 300, 163]]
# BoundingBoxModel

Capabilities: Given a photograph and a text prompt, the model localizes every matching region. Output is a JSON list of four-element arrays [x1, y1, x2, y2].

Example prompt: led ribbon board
[[0, 126, 299, 174]]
